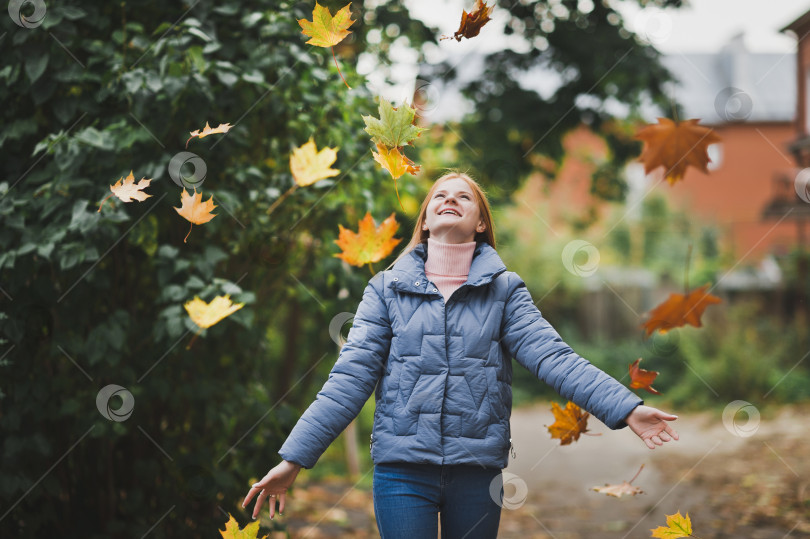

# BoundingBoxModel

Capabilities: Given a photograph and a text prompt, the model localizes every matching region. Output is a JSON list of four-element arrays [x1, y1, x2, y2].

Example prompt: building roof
[[661, 34, 795, 124]]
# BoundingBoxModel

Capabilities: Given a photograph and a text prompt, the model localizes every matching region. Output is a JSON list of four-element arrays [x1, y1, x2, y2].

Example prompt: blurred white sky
[[360, 0, 808, 116], [405, 0, 805, 53]]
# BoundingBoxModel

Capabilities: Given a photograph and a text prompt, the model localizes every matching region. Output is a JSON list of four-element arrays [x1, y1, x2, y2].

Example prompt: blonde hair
[[385, 169, 497, 271]]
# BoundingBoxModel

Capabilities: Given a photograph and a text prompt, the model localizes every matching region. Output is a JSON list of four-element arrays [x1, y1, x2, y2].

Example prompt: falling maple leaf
[[641, 283, 722, 337], [363, 99, 427, 149], [291, 136, 340, 187], [334, 211, 402, 271], [219, 513, 268, 539], [592, 464, 645, 498], [184, 294, 244, 330], [629, 358, 661, 395], [174, 187, 217, 243], [372, 142, 421, 179], [97, 170, 152, 212], [650, 511, 693, 538], [546, 401, 594, 445], [371, 142, 420, 210], [186, 122, 233, 148], [298, 2, 355, 89], [635, 118, 721, 185], [441, 0, 494, 42]]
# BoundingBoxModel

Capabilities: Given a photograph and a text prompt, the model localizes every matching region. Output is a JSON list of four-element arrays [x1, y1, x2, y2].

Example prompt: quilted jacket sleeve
[[277, 274, 392, 469], [499, 272, 642, 429]]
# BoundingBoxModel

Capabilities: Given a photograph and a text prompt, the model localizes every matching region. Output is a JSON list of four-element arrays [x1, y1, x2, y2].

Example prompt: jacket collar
[[387, 241, 507, 296]]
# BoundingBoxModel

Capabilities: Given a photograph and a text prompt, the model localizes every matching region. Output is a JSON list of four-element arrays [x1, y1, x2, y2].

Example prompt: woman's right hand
[[242, 459, 302, 520]]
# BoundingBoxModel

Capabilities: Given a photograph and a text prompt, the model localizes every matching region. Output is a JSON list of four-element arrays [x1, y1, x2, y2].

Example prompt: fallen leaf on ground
[[592, 464, 645, 498], [219, 513, 268, 539], [650, 510, 692, 538]]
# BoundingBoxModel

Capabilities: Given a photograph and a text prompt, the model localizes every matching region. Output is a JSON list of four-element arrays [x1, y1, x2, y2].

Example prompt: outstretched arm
[[624, 405, 679, 449]]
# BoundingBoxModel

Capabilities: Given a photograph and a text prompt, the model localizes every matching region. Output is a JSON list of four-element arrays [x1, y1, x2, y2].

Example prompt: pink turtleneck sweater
[[424, 236, 477, 302]]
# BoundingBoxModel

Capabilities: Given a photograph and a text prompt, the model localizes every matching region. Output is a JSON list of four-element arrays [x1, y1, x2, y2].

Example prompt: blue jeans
[[372, 461, 503, 538]]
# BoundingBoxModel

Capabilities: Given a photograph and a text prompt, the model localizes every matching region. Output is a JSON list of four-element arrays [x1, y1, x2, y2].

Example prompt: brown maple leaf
[[592, 464, 646, 498], [634, 117, 721, 185], [641, 283, 722, 337], [97, 170, 153, 212], [629, 358, 661, 395], [333, 211, 402, 269], [174, 188, 217, 243], [441, 0, 494, 42], [546, 401, 593, 445], [186, 122, 233, 148]]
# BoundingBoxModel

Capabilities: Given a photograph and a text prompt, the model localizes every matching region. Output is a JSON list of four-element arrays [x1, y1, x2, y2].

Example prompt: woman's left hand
[[624, 405, 679, 449]]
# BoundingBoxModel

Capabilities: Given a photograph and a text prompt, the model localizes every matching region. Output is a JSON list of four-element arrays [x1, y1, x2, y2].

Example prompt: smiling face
[[422, 177, 485, 244]]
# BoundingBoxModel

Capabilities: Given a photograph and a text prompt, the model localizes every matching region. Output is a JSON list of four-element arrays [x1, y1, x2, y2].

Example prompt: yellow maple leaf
[[371, 143, 420, 180], [650, 511, 693, 538], [184, 294, 244, 330], [186, 122, 233, 148], [334, 211, 402, 268], [97, 170, 153, 212], [290, 136, 340, 187], [174, 188, 217, 243], [297, 2, 355, 89], [219, 513, 268, 539]]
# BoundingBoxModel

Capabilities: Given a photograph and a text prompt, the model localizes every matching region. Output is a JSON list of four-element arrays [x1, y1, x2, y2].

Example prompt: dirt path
[[273, 402, 810, 538]]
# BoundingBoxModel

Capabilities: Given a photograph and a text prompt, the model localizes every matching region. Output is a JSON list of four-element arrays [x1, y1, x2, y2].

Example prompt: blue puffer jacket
[[278, 241, 643, 469]]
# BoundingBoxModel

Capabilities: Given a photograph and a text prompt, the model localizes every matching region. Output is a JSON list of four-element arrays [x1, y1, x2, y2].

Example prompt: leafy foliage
[[0, 1, 431, 536]]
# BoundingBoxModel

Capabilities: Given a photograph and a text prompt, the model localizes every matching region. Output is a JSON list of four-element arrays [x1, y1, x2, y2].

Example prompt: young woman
[[243, 171, 679, 537]]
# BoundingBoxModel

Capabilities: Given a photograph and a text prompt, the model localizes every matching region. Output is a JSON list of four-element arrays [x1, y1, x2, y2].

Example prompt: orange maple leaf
[[174, 188, 217, 243], [641, 283, 722, 337], [97, 170, 153, 212], [650, 510, 693, 538], [635, 117, 721, 185], [629, 358, 661, 395], [334, 211, 402, 269], [298, 2, 355, 89], [186, 122, 233, 148], [441, 0, 494, 42], [592, 464, 645, 498], [546, 401, 593, 445]]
